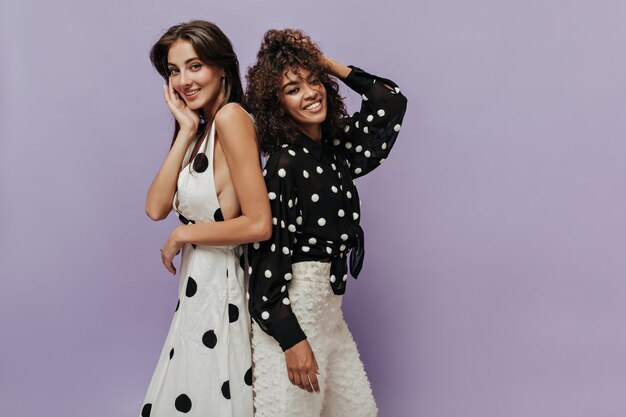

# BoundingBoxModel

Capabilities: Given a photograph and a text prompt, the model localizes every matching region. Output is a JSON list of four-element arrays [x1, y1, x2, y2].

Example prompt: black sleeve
[[247, 151, 307, 351], [333, 66, 408, 178]]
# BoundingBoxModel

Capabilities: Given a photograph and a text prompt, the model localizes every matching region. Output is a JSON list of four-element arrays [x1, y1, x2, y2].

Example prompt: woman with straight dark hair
[[245, 29, 407, 416], [139, 20, 270, 417]]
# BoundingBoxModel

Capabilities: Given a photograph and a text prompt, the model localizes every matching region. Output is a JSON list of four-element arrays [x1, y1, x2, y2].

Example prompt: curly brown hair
[[245, 29, 348, 154]]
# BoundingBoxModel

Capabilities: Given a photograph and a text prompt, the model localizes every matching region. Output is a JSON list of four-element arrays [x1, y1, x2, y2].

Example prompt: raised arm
[[324, 57, 408, 178], [146, 81, 200, 220]]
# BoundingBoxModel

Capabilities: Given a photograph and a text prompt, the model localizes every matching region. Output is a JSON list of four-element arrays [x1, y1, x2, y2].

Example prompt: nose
[[302, 83, 317, 99], [179, 70, 192, 87]]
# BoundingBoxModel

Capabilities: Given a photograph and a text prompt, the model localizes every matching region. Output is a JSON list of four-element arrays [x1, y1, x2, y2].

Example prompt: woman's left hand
[[161, 227, 184, 275]]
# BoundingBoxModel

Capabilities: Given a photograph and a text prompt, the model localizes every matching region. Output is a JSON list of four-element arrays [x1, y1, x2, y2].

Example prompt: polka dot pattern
[[175, 394, 192, 413], [246, 65, 407, 347], [202, 330, 217, 349]]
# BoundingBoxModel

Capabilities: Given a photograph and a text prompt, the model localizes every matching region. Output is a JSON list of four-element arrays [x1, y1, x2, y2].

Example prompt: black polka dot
[[244, 367, 252, 386], [192, 244, 196, 250], [239, 254, 246, 270], [175, 299, 180, 312], [193, 153, 208, 173], [141, 403, 152, 417], [221, 380, 231, 399], [228, 304, 239, 323], [178, 213, 190, 225], [186, 277, 197, 297], [175, 394, 192, 413], [214, 208, 224, 222], [169, 348, 174, 359], [202, 330, 217, 349]]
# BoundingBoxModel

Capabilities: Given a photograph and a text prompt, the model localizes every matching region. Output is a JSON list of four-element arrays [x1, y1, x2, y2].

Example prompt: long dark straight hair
[[150, 20, 244, 146]]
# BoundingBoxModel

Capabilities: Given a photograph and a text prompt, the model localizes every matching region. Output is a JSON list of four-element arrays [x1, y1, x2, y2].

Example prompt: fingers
[[160, 250, 177, 275]]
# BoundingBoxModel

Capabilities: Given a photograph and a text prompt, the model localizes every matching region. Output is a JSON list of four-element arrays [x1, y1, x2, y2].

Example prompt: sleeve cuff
[[268, 312, 307, 351]]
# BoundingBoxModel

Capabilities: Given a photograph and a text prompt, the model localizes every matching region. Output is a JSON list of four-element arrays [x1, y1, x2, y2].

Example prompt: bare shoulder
[[215, 103, 254, 130]]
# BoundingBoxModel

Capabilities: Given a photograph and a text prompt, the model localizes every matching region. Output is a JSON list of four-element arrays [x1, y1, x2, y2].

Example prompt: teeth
[[184, 89, 200, 96], [304, 101, 321, 110]]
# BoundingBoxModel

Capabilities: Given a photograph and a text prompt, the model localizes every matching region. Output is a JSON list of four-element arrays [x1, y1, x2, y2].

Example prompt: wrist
[[172, 225, 188, 245]]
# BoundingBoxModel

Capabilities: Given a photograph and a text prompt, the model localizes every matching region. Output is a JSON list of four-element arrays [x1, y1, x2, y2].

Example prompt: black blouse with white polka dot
[[248, 66, 408, 350]]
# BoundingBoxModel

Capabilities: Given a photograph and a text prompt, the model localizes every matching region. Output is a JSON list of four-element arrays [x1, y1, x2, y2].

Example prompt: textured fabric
[[139, 120, 253, 417], [252, 261, 377, 417], [248, 66, 408, 350]]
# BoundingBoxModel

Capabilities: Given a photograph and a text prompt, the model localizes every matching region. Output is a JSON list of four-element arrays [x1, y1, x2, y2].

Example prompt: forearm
[[173, 213, 270, 247], [145, 129, 196, 220]]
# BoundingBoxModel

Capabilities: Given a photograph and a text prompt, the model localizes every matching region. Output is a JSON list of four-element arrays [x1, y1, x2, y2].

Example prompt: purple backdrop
[[2, 0, 626, 416]]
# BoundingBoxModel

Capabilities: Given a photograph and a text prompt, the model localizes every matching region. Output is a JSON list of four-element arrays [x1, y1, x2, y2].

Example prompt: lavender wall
[[2, 0, 626, 416]]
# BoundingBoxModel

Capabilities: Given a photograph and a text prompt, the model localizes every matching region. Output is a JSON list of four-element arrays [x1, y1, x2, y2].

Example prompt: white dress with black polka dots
[[140, 120, 253, 417]]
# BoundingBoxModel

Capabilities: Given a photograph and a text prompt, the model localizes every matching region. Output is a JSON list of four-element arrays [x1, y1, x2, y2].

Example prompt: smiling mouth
[[303, 101, 321, 110], [184, 89, 200, 97]]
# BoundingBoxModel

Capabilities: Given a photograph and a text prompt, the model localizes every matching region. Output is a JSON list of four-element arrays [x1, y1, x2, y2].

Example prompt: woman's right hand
[[163, 79, 200, 135], [284, 339, 320, 393]]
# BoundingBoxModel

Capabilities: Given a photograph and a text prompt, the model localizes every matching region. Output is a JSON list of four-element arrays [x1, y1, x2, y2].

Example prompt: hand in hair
[[163, 79, 200, 135]]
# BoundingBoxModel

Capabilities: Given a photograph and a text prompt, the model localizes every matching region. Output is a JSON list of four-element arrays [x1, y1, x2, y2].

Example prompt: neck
[[202, 89, 227, 124], [300, 124, 322, 142]]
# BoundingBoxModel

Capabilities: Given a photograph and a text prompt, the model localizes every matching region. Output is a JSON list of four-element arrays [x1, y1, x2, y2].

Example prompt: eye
[[168, 68, 179, 76], [190, 63, 202, 71], [287, 88, 299, 95], [310, 78, 320, 85]]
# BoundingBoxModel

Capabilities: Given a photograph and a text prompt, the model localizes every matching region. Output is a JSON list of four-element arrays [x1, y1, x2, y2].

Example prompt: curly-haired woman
[[245, 29, 407, 417], [139, 21, 271, 417]]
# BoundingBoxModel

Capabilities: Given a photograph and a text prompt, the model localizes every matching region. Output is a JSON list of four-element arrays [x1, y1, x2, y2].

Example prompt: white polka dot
[[377, 109, 385, 117], [318, 218, 326, 226], [330, 275, 336, 283], [272, 217, 277, 225], [355, 121, 359, 128], [288, 150, 296, 156], [248, 266, 253, 274], [280, 220, 285, 229], [268, 192, 276, 200], [338, 209, 345, 217], [394, 124, 401, 132], [346, 191, 352, 198], [344, 142, 352, 150], [279, 194, 283, 202], [342, 274, 348, 281], [282, 297, 291, 305], [340, 244, 346, 251], [296, 216, 303, 225], [311, 194, 319, 202], [326, 247, 332, 254], [281, 285, 286, 292], [262, 169, 267, 177], [380, 158, 386, 164], [363, 126, 369, 134], [253, 242, 260, 249], [261, 311, 270, 320], [281, 144, 288, 148], [264, 270, 272, 278], [282, 246, 290, 255], [288, 224, 296, 232], [362, 94, 368, 101], [354, 167, 362, 175], [355, 145, 363, 153], [395, 87, 401, 93], [341, 234, 349, 241], [278, 168, 286, 177], [331, 163, 337, 170], [344, 125, 350, 133], [316, 166, 323, 174], [303, 148, 309, 153], [302, 246, 310, 252], [246, 292, 250, 300], [364, 150, 371, 158], [353, 212, 359, 220], [367, 115, 374, 122], [288, 199, 293, 208], [303, 170, 309, 178], [271, 243, 276, 252], [262, 296, 268, 302], [331, 186, 338, 193], [382, 142, 387, 150], [309, 237, 317, 245], [285, 273, 293, 281]]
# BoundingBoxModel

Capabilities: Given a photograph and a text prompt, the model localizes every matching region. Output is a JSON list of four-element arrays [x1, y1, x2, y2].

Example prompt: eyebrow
[[167, 57, 202, 67], [281, 72, 317, 89]]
